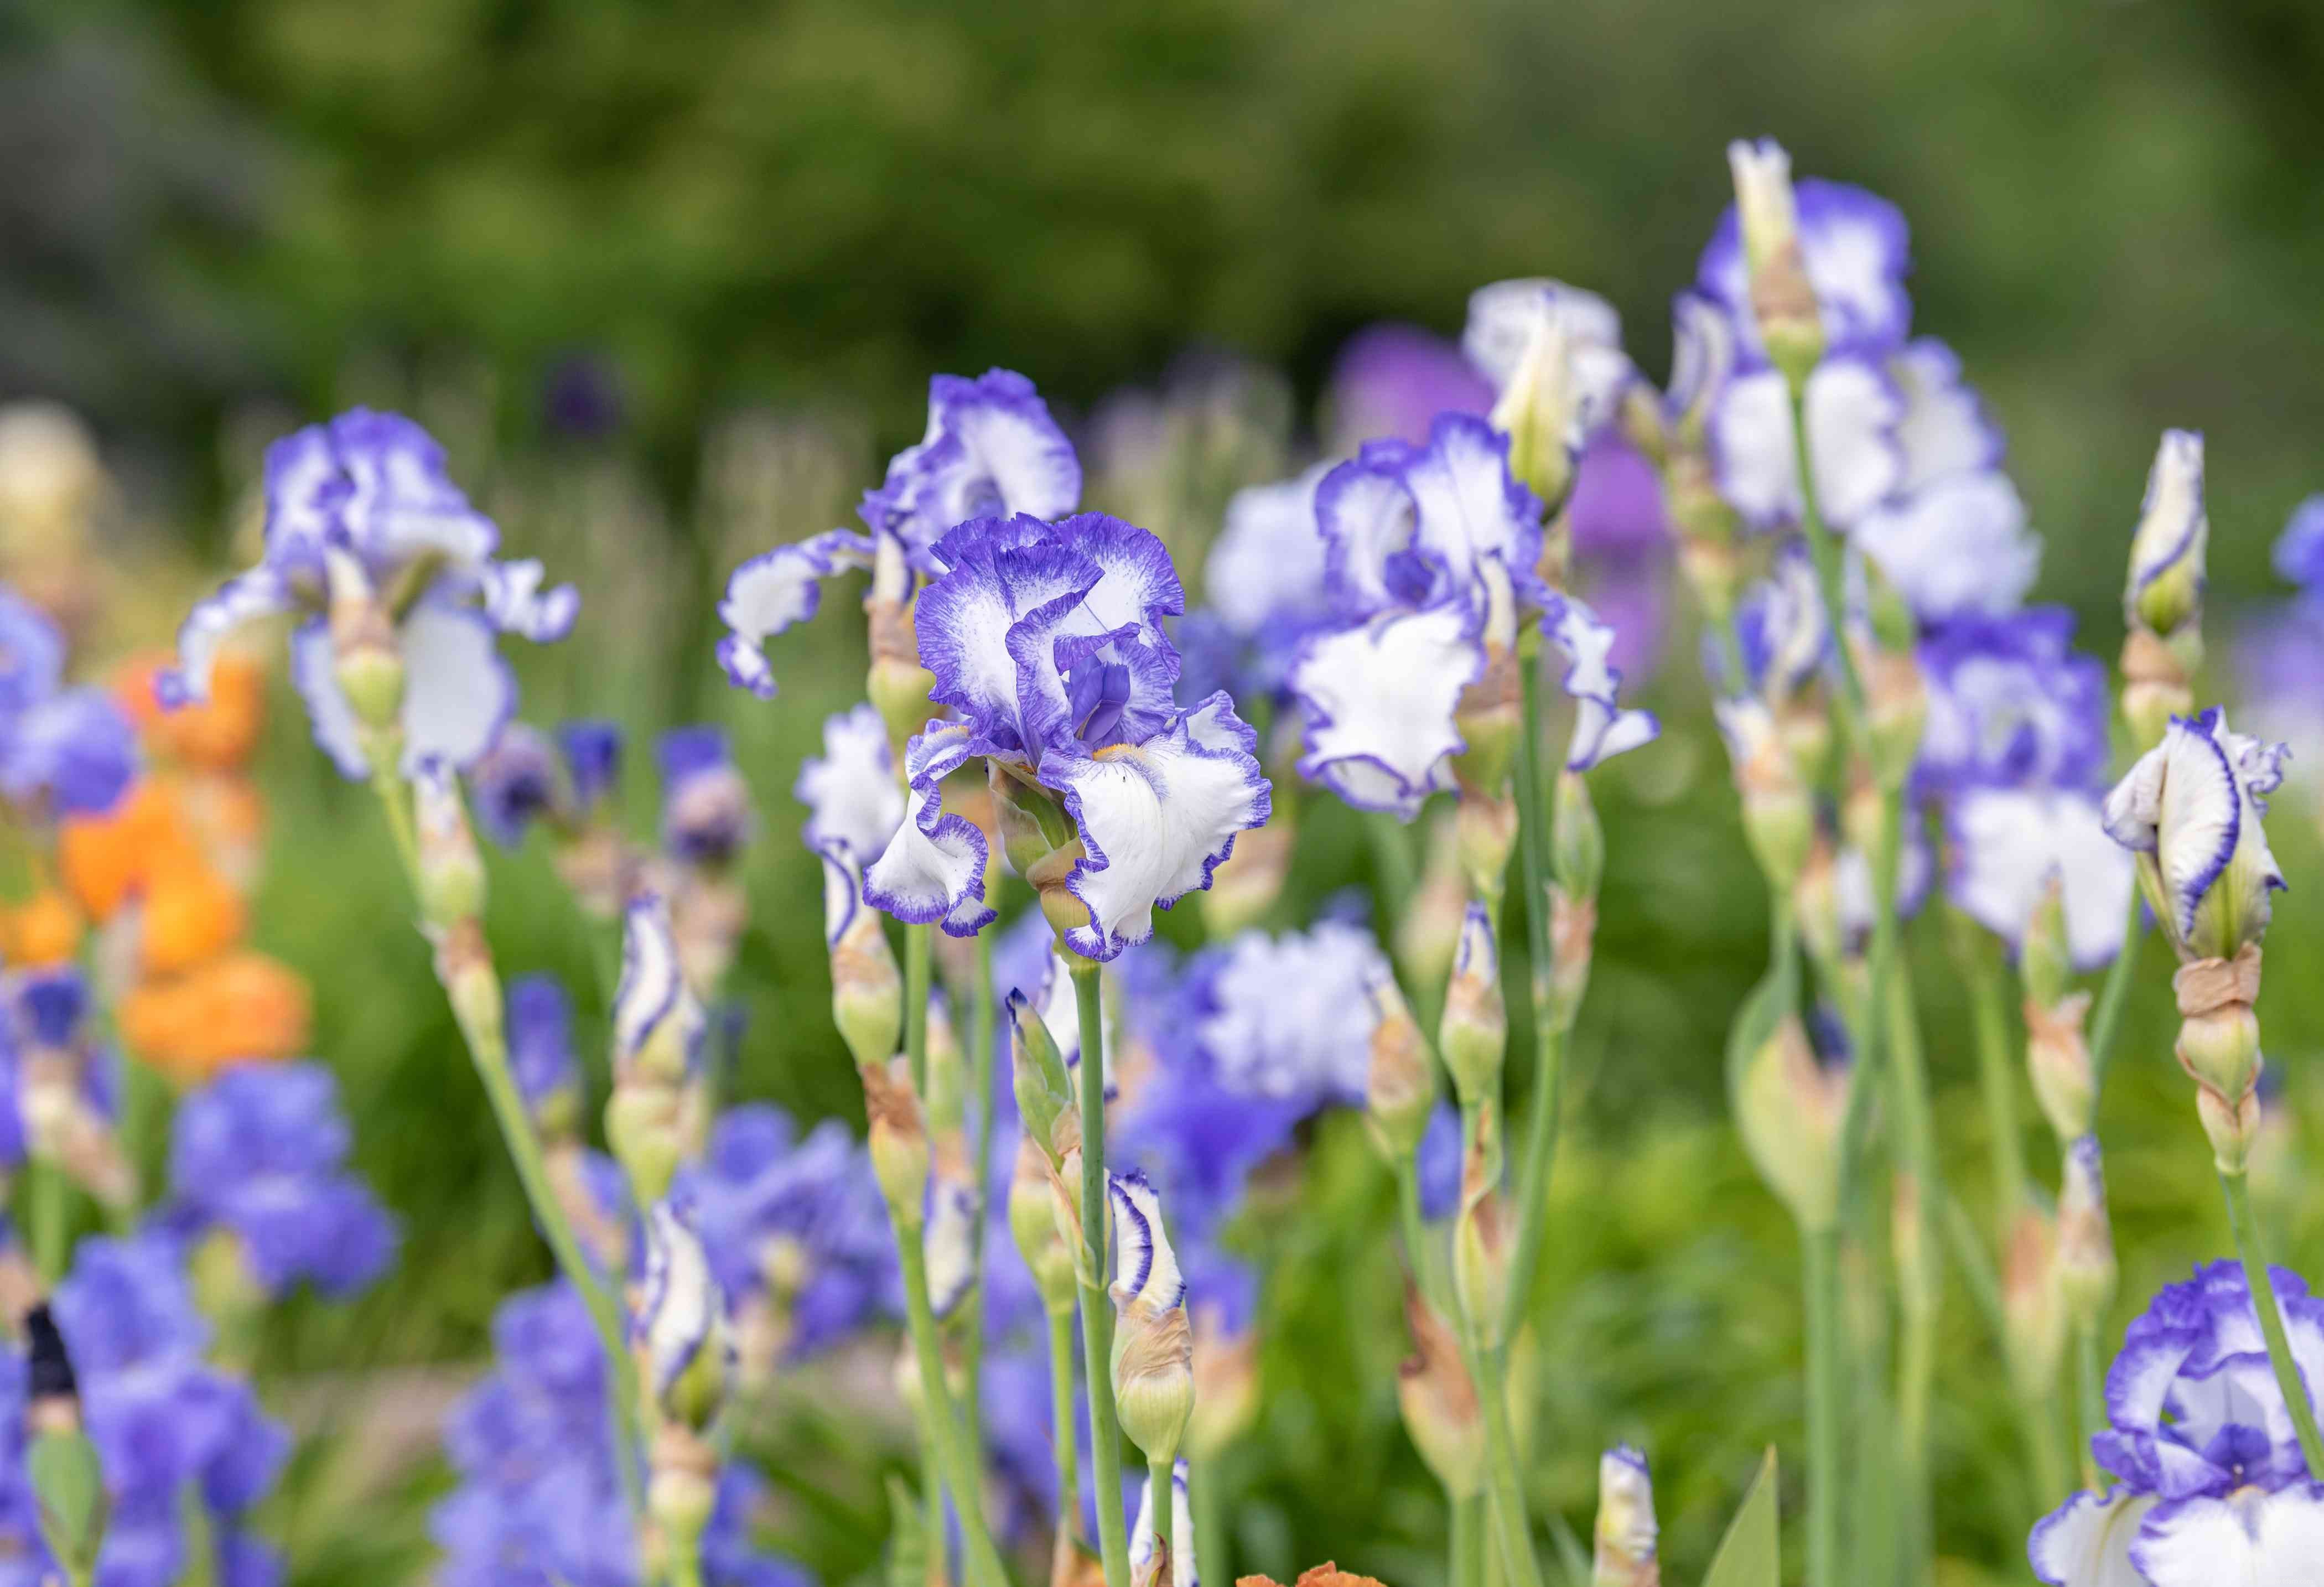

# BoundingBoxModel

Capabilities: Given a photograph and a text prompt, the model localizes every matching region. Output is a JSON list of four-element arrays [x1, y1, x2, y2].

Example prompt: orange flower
[[61, 780, 200, 921], [0, 890, 82, 966], [1237, 1568, 1391, 1587], [139, 857, 246, 977], [120, 951, 310, 1085], [113, 650, 264, 771]]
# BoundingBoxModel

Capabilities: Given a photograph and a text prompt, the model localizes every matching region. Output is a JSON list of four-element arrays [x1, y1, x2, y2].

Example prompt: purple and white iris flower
[[2101, 708, 2288, 963], [1191, 920, 1389, 1112], [1917, 610, 2110, 799], [875, 512, 1270, 958], [658, 726, 753, 868], [1183, 463, 1340, 702], [2030, 1261, 2324, 1586], [0, 588, 134, 817], [1287, 416, 1655, 817], [163, 410, 577, 779], [716, 370, 1081, 699], [1949, 790, 2136, 971]]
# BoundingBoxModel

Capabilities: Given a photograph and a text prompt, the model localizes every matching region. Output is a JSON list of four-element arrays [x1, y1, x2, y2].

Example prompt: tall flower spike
[[1591, 1445, 1659, 1587], [164, 412, 574, 778], [1109, 1171, 1194, 1466], [1128, 1461, 1198, 1587]]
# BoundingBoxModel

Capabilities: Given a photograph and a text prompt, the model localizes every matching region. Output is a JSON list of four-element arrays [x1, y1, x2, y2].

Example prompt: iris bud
[[1396, 1285, 1483, 1498], [1365, 970, 1435, 1163], [412, 762, 487, 929], [1726, 138, 1824, 386], [1590, 1446, 1659, 1587], [860, 1059, 930, 1229], [2025, 992, 2095, 1145], [1732, 1015, 1846, 1232], [1438, 905, 1507, 1106], [2055, 1136, 2117, 1330]]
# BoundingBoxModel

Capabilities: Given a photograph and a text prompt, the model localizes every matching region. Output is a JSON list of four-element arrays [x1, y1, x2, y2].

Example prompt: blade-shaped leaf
[[1700, 1448, 1780, 1587]]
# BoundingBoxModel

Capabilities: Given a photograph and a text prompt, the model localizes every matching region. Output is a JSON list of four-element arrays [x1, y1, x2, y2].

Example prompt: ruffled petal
[[397, 602, 517, 777], [1290, 601, 1482, 818], [1542, 593, 1660, 771], [1043, 693, 1271, 961], [286, 617, 370, 780], [795, 703, 905, 869], [714, 530, 876, 699], [1891, 338, 2004, 491], [1316, 441, 1420, 614], [1107, 1169, 1185, 1311], [258, 422, 348, 577], [1402, 415, 1545, 606], [2155, 714, 2245, 943], [860, 370, 1082, 571], [326, 409, 499, 574], [161, 568, 295, 707], [915, 516, 1098, 750], [2132, 1484, 2324, 1587], [478, 558, 580, 643], [862, 725, 995, 937], [1854, 471, 2039, 622], [2028, 1487, 2150, 1587]]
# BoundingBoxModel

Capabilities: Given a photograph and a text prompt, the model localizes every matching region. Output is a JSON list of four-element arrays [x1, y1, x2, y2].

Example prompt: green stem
[[907, 925, 933, 1094], [1960, 924, 2028, 1226], [1397, 1161, 1449, 1315], [1192, 1456, 1227, 1587], [2087, 890, 2145, 1096], [1802, 1226, 1841, 1587], [29, 1158, 70, 1285], [2220, 1168, 2324, 1476], [1367, 810, 1419, 920], [1070, 964, 1134, 1587], [898, 1237, 1012, 1587], [1886, 968, 1938, 1587], [1148, 1458, 1175, 1577], [2074, 1321, 2105, 1491], [1498, 649, 1566, 1348], [962, 930, 998, 1460], [1472, 1352, 1544, 1587], [368, 774, 645, 1520], [1049, 1305, 1083, 1559], [1452, 1493, 1486, 1587], [461, 980, 648, 1518], [920, 1414, 946, 1587]]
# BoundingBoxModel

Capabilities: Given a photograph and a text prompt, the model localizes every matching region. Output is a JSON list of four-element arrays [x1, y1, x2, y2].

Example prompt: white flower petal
[[286, 617, 370, 780], [1291, 603, 1482, 818], [1044, 693, 1271, 961], [2132, 1485, 2324, 1587], [795, 703, 905, 868], [714, 530, 875, 698], [640, 1201, 720, 1403], [862, 726, 995, 938], [479, 558, 580, 643], [1891, 339, 2003, 491], [397, 602, 516, 776], [1854, 470, 2038, 622], [924, 1172, 981, 1320], [1949, 790, 2135, 969], [1129, 1462, 1198, 1587], [1803, 356, 1905, 526], [2029, 1487, 2150, 1587], [1543, 593, 1659, 771], [1205, 464, 1334, 636], [163, 568, 293, 706]]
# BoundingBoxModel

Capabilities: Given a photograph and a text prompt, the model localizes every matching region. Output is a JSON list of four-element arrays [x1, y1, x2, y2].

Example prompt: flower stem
[[1472, 1351, 1543, 1587], [1498, 649, 1567, 1348], [2086, 890, 2145, 1096], [1049, 1304, 1083, 1580], [1192, 1456, 1227, 1587], [962, 929, 998, 1462], [28, 1158, 71, 1285], [1958, 922, 2028, 1226], [367, 772, 646, 1521], [2219, 1167, 2324, 1476], [1451, 1493, 1485, 1587], [1885, 968, 1939, 1587], [2074, 1321, 2105, 1491], [906, 924, 933, 1093], [1148, 1456, 1175, 1578], [1802, 1225, 1841, 1587], [898, 1236, 1012, 1587], [1070, 963, 1134, 1587]]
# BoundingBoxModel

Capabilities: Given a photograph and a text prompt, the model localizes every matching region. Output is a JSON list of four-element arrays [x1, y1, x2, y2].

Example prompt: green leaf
[[1699, 1448, 1780, 1587], [1545, 1510, 1592, 1587], [29, 1429, 107, 1574]]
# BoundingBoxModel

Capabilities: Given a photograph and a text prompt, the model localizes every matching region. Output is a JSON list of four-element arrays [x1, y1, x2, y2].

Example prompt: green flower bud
[[1732, 1015, 1846, 1232], [1438, 906, 1507, 1107], [1397, 1285, 1483, 1498], [860, 1060, 930, 1230], [1365, 971, 1436, 1164]]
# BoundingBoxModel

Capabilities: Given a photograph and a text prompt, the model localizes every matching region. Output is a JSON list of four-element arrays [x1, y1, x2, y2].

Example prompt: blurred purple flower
[[165, 1062, 397, 1299], [1325, 323, 1493, 453]]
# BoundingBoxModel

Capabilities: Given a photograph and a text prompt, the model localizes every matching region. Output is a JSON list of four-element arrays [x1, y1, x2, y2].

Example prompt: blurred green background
[[11, 1, 2324, 1584]]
